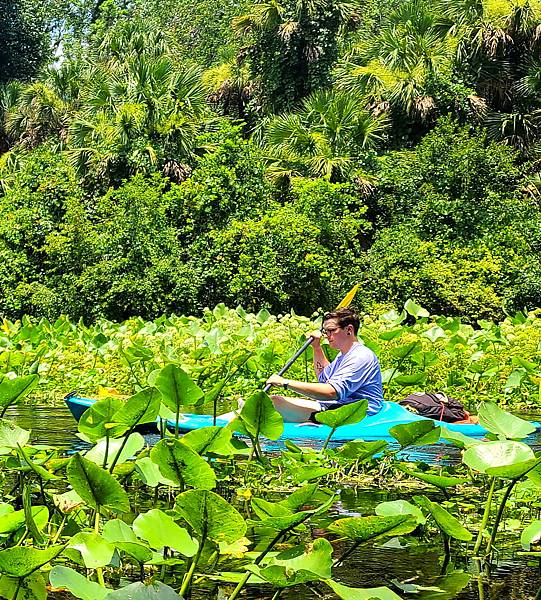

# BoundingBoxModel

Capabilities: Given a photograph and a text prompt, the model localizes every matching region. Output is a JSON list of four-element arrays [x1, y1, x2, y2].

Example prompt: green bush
[[189, 203, 362, 313], [363, 226, 504, 319]]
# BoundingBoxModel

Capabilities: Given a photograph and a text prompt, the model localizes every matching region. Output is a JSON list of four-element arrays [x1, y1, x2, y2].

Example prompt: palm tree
[[5, 18, 211, 186], [438, 0, 541, 150], [232, 0, 363, 113], [264, 88, 386, 184], [336, 0, 460, 126]]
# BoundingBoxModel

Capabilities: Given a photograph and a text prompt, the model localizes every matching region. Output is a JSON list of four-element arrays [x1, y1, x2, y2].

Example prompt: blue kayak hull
[[62, 394, 531, 441]]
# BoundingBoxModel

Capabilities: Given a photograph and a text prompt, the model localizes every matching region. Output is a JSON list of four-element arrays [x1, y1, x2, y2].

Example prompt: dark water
[[6, 404, 541, 599]]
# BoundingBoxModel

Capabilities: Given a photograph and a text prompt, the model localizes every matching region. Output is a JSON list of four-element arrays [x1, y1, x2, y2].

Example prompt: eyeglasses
[[322, 326, 342, 337]]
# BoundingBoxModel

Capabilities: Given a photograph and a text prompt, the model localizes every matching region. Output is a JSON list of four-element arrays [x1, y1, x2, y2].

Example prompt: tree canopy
[[0, 0, 541, 322]]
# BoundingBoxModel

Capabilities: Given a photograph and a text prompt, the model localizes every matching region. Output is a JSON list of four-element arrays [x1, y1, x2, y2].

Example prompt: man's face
[[322, 318, 350, 348]]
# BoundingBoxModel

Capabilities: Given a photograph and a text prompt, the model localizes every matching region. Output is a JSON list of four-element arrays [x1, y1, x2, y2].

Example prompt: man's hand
[[266, 374, 287, 388], [308, 330, 322, 346]]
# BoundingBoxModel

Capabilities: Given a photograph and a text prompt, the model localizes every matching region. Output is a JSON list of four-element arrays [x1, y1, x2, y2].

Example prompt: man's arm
[[310, 331, 330, 376], [266, 374, 338, 401]]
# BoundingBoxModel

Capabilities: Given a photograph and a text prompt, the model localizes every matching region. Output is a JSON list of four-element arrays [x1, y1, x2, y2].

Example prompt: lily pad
[[85, 433, 145, 468], [154, 364, 204, 412], [231, 391, 283, 440], [180, 426, 235, 456], [49, 566, 109, 600], [337, 440, 388, 461], [0, 419, 30, 449], [328, 515, 417, 542], [390, 420, 441, 447], [414, 496, 472, 541], [397, 465, 469, 489], [315, 400, 368, 429], [150, 438, 216, 490], [104, 581, 183, 599], [521, 520, 541, 550], [0, 545, 64, 577], [66, 453, 130, 512], [325, 580, 403, 600], [67, 532, 115, 569], [463, 441, 538, 478], [133, 509, 198, 557], [477, 402, 536, 439], [247, 539, 333, 587], [375, 500, 425, 525], [175, 489, 247, 544]]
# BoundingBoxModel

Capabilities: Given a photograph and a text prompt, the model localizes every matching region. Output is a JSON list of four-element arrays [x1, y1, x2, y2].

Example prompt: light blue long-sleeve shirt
[[317, 342, 384, 415]]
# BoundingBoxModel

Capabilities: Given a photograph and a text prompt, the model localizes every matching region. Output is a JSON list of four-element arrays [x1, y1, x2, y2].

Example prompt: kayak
[[64, 394, 536, 442]]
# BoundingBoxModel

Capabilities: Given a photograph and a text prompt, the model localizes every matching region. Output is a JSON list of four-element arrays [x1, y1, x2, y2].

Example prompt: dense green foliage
[[1, 0, 541, 323], [0, 303, 541, 598], [0, 0, 48, 85], [4, 302, 541, 413]]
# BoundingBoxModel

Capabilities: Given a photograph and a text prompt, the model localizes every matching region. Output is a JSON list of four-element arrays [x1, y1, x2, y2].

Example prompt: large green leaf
[[278, 484, 326, 511], [78, 397, 126, 442], [404, 571, 470, 600], [375, 500, 425, 525], [462, 441, 538, 478], [232, 390, 283, 440], [0, 419, 30, 451], [150, 438, 216, 490], [0, 507, 48, 535], [477, 402, 536, 439], [67, 532, 115, 569], [134, 457, 176, 488], [113, 388, 161, 428], [252, 496, 335, 531], [103, 581, 183, 599], [440, 427, 482, 449], [390, 341, 421, 359], [132, 509, 198, 556], [247, 539, 333, 587], [175, 489, 246, 544], [414, 496, 472, 541], [0, 572, 46, 600], [154, 364, 204, 412], [521, 520, 541, 550], [404, 300, 430, 318], [66, 453, 130, 512], [102, 520, 153, 564], [396, 465, 469, 489], [85, 433, 145, 468], [336, 440, 388, 461], [49, 566, 109, 600], [251, 498, 292, 521], [328, 515, 417, 541], [0, 375, 38, 410], [390, 420, 441, 447], [180, 426, 235, 456], [0, 545, 64, 577], [393, 373, 427, 386], [315, 400, 368, 428], [325, 580, 403, 600]]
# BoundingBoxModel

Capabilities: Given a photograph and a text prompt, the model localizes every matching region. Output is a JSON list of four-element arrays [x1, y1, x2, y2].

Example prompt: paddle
[[262, 284, 359, 393]]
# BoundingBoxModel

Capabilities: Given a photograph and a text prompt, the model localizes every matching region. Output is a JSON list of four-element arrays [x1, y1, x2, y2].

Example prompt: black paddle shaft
[[263, 336, 314, 393]]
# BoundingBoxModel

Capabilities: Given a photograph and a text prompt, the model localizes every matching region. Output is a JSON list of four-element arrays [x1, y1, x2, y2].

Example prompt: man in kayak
[[265, 307, 384, 422]]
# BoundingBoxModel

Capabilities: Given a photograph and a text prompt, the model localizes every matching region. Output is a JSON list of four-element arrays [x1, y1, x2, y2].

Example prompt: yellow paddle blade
[[335, 284, 359, 309]]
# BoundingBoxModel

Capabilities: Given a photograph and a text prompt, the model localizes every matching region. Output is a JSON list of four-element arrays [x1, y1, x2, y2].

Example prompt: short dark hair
[[323, 307, 360, 335]]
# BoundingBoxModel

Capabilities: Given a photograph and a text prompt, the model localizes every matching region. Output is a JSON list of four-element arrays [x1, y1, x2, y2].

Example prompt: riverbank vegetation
[[1, 0, 541, 323]]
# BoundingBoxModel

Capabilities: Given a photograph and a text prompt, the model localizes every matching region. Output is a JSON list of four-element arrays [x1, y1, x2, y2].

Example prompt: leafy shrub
[[373, 118, 523, 239], [363, 226, 504, 319], [189, 203, 361, 314]]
